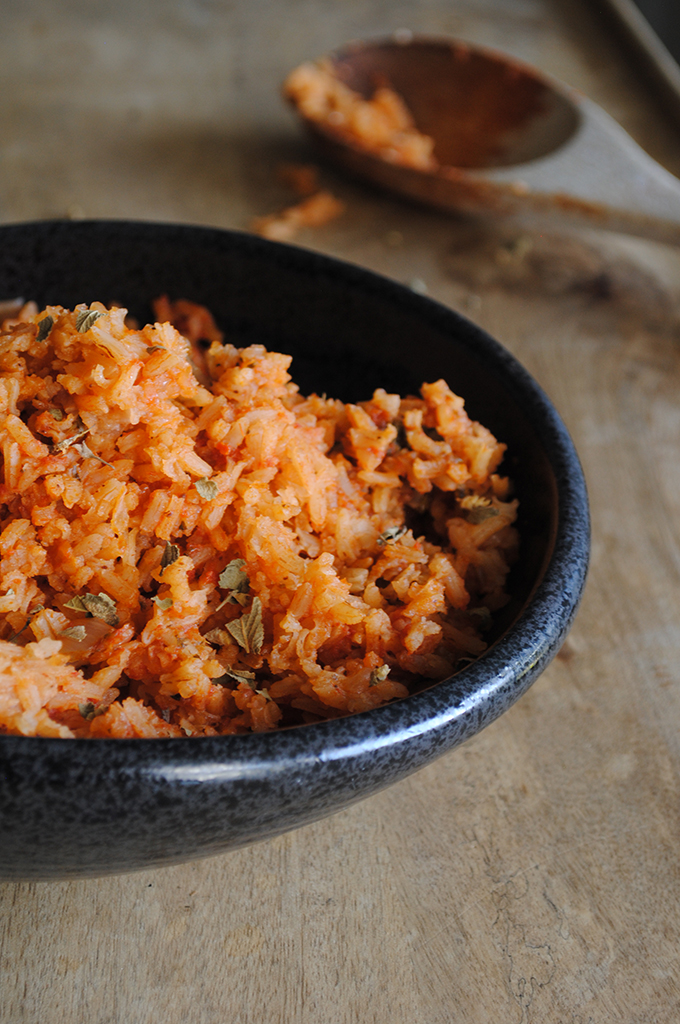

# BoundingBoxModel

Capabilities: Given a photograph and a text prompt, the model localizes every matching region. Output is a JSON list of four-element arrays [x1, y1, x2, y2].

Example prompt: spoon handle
[[479, 95, 680, 246]]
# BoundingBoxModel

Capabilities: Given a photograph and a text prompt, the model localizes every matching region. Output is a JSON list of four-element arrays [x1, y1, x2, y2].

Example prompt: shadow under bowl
[[0, 220, 589, 880]]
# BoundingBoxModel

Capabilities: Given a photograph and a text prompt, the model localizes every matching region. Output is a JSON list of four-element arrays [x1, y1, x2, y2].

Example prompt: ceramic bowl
[[0, 220, 589, 880]]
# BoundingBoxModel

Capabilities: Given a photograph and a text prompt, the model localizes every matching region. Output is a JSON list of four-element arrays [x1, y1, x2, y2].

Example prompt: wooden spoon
[[287, 36, 680, 246]]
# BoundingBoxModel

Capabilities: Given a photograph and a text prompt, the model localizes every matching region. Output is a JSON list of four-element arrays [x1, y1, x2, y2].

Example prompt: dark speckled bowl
[[0, 220, 589, 880]]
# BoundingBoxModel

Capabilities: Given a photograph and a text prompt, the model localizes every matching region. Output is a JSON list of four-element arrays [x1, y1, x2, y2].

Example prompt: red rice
[[0, 299, 517, 737]]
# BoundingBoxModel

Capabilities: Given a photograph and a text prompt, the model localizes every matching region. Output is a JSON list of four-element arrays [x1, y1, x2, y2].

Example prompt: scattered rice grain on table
[[0, 299, 517, 738], [251, 190, 345, 242]]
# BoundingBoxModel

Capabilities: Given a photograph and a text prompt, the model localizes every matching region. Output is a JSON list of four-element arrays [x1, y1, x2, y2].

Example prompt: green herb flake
[[146, 345, 166, 354], [151, 596, 173, 611], [36, 315, 54, 342], [369, 665, 390, 686], [75, 309, 103, 333], [215, 592, 248, 613], [203, 627, 231, 646], [226, 596, 264, 655], [77, 699, 108, 721], [255, 688, 272, 701], [74, 440, 113, 467], [195, 477, 218, 501], [466, 506, 499, 525], [160, 542, 180, 571], [54, 429, 89, 453], [81, 592, 119, 626], [49, 408, 64, 421], [60, 625, 87, 641], [218, 558, 248, 593], [459, 494, 499, 524], [377, 525, 407, 546], [213, 667, 256, 687], [64, 595, 88, 614]]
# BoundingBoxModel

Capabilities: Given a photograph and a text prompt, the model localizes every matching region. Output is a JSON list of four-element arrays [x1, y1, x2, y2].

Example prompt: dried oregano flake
[[59, 625, 87, 641], [75, 309, 103, 333], [74, 441, 114, 468], [78, 700, 108, 721], [151, 596, 173, 611], [195, 477, 218, 501], [459, 493, 499, 524], [81, 592, 119, 626], [218, 559, 248, 593], [36, 315, 54, 342], [213, 667, 256, 686], [226, 596, 264, 655], [214, 559, 250, 611], [369, 665, 390, 686], [204, 627, 232, 646], [160, 543, 180, 571], [377, 525, 407, 546], [53, 429, 89, 453], [66, 592, 119, 626]]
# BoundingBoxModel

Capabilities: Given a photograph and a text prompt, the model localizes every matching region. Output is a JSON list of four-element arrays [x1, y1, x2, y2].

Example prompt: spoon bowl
[[329, 37, 581, 169], [289, 37, 680, 245]]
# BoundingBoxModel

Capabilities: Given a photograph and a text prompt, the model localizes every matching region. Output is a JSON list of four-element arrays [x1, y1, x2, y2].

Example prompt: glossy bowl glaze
[[0, 220, 589, 880]]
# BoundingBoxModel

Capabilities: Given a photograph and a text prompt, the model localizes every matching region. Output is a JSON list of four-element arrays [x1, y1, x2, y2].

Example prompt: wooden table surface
[[2, 1, 680, 1021]]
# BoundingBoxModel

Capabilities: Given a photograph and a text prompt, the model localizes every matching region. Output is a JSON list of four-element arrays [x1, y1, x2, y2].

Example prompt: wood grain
[[2, 1, 680, 1021]]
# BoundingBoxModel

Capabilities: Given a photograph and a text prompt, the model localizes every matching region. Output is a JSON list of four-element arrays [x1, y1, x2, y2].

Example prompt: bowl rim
[[0, 218, 590, 769]]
